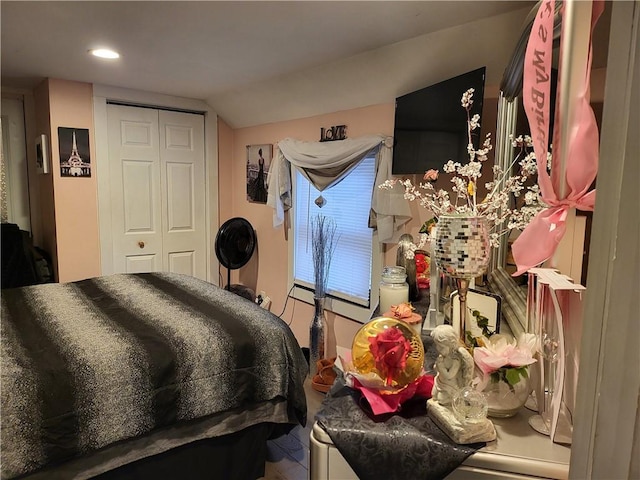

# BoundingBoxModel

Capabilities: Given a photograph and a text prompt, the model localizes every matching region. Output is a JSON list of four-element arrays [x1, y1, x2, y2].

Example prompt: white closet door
[[107, 105, 206, 279], [158, 109, 206, 279], [108, 105, 163, 274]]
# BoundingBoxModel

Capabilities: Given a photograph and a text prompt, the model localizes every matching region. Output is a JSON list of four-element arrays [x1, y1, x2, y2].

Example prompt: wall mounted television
[[392, 67, 486, 175]]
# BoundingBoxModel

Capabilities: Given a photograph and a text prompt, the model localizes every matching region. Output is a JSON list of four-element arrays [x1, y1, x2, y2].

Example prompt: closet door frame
[[93, 85, 219, 284]]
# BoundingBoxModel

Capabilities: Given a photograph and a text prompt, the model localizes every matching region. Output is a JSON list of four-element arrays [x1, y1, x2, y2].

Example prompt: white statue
[[427, 324, 496, 443], [431, 324, 475, 405]]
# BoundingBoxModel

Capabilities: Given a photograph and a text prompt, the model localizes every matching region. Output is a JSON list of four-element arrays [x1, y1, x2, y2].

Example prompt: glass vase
[[309, 297, 326, 377], [434, 215, 490, 344], [482, 368, 533, 418]]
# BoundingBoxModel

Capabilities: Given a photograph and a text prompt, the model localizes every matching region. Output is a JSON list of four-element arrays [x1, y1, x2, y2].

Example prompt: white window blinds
[[293, 155, 376, 306]]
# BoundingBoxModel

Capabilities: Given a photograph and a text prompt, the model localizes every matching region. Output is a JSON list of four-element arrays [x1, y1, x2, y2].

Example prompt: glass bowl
[[351, 317, 424, 393]]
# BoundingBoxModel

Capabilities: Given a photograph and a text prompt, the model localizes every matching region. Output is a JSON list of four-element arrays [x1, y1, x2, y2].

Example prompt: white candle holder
[[379, 265, 409, 314]]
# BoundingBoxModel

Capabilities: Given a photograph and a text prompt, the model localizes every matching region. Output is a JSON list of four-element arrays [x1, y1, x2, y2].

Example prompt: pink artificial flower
[[368, 327, 413, 386], [389, 303, 414, 319], [423, 169, 439, 182], [473, 333, 537, 375]]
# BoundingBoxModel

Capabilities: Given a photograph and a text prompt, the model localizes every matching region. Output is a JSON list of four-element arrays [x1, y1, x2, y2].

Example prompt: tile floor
[[260, 378, 327, 480]]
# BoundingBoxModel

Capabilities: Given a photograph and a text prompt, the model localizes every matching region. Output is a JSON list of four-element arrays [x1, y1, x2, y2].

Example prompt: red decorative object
[[346, 318, 430, 415], [368, 327, 412, 386], [415, 252, 430, 289], [350, 374, 434, 416]]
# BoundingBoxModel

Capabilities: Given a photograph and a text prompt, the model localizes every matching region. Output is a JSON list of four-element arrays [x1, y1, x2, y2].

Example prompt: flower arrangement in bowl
[[381, 88, 549, 345], [381, 88, 548, 250], [341, 317, 434, 415], [472, 332, 539, 417], [349, 318, 424, 392]]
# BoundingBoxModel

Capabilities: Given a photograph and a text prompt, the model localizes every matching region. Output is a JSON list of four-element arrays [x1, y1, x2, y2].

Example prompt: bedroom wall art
[[58, 127, 91, 177], [246, 144, 272, 204]]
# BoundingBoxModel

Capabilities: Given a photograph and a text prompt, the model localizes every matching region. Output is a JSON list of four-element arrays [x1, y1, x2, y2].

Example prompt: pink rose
[[389, 303, 414, 319], [368, 327, 413, 386]]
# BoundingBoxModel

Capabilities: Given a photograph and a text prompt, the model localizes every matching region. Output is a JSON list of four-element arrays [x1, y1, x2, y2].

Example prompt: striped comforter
[[1, 273, 307, 480]]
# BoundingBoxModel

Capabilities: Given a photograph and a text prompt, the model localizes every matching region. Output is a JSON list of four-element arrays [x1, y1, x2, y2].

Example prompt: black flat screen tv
[[392, 67, 486, 175]]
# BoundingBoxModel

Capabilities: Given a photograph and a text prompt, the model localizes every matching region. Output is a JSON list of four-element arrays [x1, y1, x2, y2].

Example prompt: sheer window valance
[[266, 134, 411, 243]]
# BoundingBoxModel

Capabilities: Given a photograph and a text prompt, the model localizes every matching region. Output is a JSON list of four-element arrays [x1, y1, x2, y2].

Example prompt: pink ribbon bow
[[512, 0, 604, 276]]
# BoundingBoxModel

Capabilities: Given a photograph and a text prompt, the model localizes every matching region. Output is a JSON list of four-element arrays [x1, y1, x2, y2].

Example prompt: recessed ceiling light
[[90, 48, 120, 59]]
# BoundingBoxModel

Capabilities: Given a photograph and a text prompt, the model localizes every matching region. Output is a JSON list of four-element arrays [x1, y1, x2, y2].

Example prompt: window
[[290, 155, 381, 321]]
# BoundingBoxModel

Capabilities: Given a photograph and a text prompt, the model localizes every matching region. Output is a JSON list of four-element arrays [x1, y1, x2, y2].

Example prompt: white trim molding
[[570, 2, 640, 478]]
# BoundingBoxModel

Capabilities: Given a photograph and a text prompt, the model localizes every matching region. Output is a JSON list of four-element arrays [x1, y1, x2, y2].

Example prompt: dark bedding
[[1, 272, 307, 479]]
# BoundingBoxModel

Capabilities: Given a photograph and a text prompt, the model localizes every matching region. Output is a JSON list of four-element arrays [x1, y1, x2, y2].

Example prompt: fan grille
[[215, 217, 256, 270]]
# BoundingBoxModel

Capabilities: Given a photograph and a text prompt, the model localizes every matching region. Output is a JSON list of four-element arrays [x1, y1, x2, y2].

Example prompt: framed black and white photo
[[35, 134, 49, 174], [58, 127, 91, 177], [246, 144, 272, 204]]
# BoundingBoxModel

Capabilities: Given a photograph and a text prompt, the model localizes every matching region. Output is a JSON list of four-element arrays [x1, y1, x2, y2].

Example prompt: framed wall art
[[58, 127, 91, 177], [35, 134, 49, 174], [246, 144, 272, 204]]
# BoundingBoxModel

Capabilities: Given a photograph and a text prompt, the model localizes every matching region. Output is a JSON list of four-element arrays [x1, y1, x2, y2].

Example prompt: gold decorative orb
[[351, 317, 424, 393]]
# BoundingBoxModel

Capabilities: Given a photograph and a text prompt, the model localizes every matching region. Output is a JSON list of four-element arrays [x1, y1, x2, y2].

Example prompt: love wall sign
[[319, 125, 347, 142]]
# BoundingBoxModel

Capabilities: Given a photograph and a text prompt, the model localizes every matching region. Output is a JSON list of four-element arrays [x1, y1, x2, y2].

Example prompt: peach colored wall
[[221, 104, 401, 352], [47, 79, 101, 282], [220, 95, 501, 352]]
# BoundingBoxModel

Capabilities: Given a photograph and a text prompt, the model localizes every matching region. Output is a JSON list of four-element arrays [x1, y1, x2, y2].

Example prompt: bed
[[1, 272, 308, 480]]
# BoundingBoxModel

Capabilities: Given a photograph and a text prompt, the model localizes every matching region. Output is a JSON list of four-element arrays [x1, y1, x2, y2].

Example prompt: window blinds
[[293, 156, 376, 306]]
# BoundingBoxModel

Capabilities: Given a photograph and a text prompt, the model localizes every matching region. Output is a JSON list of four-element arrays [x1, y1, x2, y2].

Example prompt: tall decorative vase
[[309, 297, 326, 377], [434, 215, 490, 344], [526, 269, 585, 444]]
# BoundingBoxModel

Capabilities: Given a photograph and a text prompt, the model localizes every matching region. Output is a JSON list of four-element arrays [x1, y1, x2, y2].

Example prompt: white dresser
[[309, 408, 571, 480]]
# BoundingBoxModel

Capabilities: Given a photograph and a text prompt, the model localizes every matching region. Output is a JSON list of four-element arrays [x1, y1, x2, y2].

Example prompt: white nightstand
[[310, 407, 571, 480]]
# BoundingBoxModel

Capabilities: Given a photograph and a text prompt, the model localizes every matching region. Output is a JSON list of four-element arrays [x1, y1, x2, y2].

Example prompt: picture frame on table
[[35, 134, 49, 174], [450, 288, 502, 339]]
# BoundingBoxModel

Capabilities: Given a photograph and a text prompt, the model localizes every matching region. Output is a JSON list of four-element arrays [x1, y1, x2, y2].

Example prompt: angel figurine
[[430, 324, 475, 406]]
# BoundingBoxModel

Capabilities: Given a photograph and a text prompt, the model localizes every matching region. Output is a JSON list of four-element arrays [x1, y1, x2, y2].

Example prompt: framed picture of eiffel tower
[[58, 127, 91, 177]]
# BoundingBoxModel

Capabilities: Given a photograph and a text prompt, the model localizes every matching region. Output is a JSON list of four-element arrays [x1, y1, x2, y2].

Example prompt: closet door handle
[[138, 241, 145, 249]]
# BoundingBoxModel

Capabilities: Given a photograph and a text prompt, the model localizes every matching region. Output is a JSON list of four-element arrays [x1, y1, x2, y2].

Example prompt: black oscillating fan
[[215, 217, 257, 290]]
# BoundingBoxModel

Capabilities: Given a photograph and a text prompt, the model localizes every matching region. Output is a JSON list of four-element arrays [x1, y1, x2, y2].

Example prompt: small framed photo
[[58, 127, 91, 177], [35, 134, 49, 174], [246, 144, 272, 204], [450, 288, 502, 339]]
